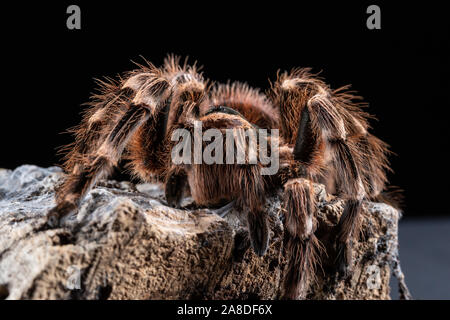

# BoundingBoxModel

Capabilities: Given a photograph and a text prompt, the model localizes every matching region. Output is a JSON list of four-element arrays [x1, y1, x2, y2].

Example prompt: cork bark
[[0, 165, 410, 300]]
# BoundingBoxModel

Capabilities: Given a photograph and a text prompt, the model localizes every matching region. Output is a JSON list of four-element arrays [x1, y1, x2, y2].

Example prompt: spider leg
[[202, 200, 236, 218], [271, 70, 369, 294], [246, 206, 270, 257], [335, 199, 362, 278], [47, 103, 152, 227], [185, 114, 271, 257], [293, 102, 320, 164], [127, 56, 207, 181], [164, 167, 188, 208], [303, 92, 365, 279], [232, 143, 270, 257], [50, 66, 172, 228], [214, 200, 236, 218], [282, 178, 320, 299], [198, 83, 276, 256], [273, 84, 323, 299]]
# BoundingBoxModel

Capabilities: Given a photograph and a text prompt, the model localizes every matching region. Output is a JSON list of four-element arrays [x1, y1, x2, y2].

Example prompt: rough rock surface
[[0, 165, 410, 300]]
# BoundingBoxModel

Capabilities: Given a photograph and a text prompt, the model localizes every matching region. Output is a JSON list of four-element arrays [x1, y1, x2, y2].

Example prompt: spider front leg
[[278, 101, 324, 299], [282, 177, 320, 299], [247, 209, 270, 256], [174, 113, 270, 256], [164, 166, 188, 208]]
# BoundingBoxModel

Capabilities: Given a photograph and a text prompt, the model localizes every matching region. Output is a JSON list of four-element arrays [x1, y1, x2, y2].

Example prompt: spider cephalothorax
[[48, 55, 391, 299]]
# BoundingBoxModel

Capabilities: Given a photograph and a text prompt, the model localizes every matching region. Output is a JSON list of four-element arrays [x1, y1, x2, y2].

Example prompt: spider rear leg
[[47, 103, 151, 227]]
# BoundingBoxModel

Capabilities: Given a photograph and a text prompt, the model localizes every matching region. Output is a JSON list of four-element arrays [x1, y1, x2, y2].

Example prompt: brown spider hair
[[48, 55, 392, 299]]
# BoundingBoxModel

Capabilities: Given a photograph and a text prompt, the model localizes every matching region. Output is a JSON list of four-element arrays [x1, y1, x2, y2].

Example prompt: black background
[[1, 1, 448, 217]]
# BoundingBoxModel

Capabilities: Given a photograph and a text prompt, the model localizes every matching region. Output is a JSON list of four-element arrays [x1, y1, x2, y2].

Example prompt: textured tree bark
[[0, 165, 410, 300]]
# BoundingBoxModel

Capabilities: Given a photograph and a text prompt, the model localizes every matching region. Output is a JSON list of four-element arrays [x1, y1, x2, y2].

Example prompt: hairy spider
[[48, 55, 392, 299]]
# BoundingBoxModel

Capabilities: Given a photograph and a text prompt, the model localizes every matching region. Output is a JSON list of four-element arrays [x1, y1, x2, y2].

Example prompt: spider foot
[[232, 229, 251, 262], [335, 241, 353, 280], [247, 213, 270, 257], [215, 200, 236, 218], [44, 201, 76, 229], [165, 171, 187, 209], [203, 200, 235, 218]]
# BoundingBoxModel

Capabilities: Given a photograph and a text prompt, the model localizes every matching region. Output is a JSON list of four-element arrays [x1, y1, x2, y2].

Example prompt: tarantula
[[47, 56, 391, 299]]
